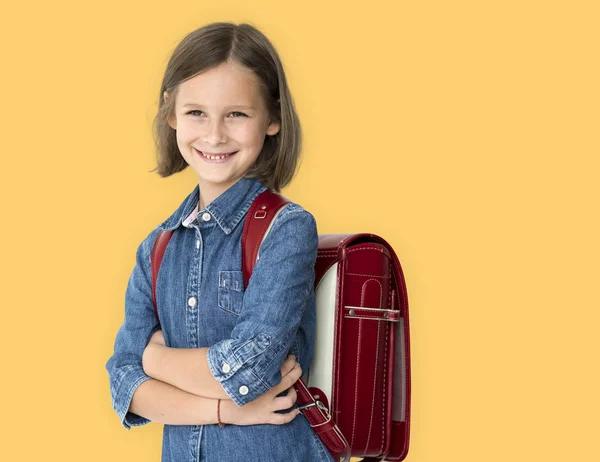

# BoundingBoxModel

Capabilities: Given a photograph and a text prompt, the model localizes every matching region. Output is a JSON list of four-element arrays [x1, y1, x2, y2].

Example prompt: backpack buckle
[[297, 400, 328, 412]]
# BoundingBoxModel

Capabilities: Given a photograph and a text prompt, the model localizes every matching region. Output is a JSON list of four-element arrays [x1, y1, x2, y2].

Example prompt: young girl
[[105, 22, 335, 462]]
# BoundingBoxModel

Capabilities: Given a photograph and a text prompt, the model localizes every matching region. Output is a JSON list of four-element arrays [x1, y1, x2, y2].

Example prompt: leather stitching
[[347, 271, 391, 278], [350, 318, 362, 447], [365, 317, 381, 453]]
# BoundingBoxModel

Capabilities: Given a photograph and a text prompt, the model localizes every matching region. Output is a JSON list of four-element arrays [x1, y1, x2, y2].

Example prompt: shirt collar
[[159, 176, 268, 235]]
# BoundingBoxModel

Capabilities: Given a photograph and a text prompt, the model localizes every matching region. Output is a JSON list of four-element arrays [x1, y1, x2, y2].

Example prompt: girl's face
[[165, 60, 280, 201]]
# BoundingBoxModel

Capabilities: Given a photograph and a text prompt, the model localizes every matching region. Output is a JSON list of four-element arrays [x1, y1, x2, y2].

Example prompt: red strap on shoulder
[[240, 189, 291, 289], [151, 229, 174, 322]]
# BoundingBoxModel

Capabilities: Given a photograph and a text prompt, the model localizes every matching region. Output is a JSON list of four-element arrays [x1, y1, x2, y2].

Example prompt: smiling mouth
[[195, 149, 238, 160]]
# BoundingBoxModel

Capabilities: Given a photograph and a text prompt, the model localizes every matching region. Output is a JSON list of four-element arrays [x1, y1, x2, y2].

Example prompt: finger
[[286, 384, 298, 404], [272, 387, 298, 411], [279, 355, 296, 377], [286, 362, 302, 383], [274, 363, 302, 394], [270, 408, 301, 425]]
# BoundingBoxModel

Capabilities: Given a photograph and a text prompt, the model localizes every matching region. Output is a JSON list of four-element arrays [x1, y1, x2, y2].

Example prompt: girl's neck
[[197, 177, 243, 211], [197, 188, 222, 211], [197, 184, 223, 211]]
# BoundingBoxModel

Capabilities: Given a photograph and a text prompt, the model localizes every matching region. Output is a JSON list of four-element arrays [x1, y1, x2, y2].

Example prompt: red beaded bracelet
[[217, 399, 225, 427]]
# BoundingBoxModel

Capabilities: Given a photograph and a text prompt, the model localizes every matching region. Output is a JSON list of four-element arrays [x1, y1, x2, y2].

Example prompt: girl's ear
[[163, 91, 177, 129], [266, 118, 280, 136]]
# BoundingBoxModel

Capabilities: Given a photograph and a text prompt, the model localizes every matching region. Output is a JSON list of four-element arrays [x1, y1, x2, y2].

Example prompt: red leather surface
[[294, 380, 349, 457], [336, 243, 392, 456], [151, 230, 173, 322], [240, 189, 291, 289]]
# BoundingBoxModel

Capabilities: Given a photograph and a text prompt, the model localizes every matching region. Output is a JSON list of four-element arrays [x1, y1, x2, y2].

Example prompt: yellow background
[[1, 0, 598, 460]]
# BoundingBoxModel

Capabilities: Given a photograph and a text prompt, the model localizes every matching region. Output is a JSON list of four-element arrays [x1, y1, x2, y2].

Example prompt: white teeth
[[200, 150, 232, 160]]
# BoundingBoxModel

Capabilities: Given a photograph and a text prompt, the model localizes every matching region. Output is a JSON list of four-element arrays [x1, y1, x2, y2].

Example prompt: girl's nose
[[204, 118, 228, 145]]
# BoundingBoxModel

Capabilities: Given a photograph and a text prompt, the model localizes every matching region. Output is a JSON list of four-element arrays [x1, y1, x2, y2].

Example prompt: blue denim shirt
[[105, 177, 334, 462]]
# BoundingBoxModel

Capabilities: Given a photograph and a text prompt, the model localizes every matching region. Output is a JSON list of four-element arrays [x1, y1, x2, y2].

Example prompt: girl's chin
[[193, 171, 245, 185]]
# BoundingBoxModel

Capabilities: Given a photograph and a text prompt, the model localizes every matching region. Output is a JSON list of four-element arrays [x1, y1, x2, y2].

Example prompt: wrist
[[219, 398, 237, 425]]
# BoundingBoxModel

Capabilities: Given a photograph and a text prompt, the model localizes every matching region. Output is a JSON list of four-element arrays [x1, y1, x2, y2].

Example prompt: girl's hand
[[149, 329, 166, 346], [223, 355, 303, 426]]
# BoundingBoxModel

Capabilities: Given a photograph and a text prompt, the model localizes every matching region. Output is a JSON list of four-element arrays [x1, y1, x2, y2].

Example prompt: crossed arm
[[142, 330, 231, 400], [130, 332, 301, 427]]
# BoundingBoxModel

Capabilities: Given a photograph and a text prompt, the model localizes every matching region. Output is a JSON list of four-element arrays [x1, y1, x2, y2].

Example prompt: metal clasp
[[254, 205, 267, 219], [297, 400, 328, 412]]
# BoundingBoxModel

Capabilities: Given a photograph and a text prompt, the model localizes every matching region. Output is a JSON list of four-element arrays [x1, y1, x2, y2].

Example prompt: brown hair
[[150, 22, 303, 192]]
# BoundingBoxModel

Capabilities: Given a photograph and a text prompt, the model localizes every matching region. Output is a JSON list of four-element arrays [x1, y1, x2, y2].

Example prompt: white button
[[188, 297, 196, 308], [222, 363, 231, 373], [196, 239, 200, 249], [239, 385, 249, 395], [201, 212, 211, 221]]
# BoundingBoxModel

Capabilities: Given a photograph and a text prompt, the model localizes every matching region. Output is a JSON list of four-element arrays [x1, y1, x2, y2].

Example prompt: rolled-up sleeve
[[207, 204, 319, 407], [105, 229, 161, 429]]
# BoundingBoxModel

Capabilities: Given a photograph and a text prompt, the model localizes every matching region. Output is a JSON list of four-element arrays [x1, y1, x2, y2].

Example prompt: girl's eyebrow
[[182, 103, 255, 110]]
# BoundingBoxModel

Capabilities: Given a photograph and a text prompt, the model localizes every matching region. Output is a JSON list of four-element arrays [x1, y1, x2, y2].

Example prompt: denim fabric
[[105, 177, 334, 462]]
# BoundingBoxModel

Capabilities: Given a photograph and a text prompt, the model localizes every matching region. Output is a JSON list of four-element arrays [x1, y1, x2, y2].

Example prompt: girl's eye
[[186, 110, 247, 118]]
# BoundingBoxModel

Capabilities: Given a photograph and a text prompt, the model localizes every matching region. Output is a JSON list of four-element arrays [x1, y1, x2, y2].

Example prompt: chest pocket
[[218, 270, 245, 315]]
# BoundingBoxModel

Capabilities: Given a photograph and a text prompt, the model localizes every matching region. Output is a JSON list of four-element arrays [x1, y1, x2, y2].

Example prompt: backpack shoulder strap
[[241, 188, 291, 288], [150, 229, 174, 321]]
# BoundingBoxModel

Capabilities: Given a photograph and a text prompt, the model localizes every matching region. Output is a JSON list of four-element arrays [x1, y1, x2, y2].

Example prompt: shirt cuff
[[111, 365, 153, 430], [207, 335, 272, 407]]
